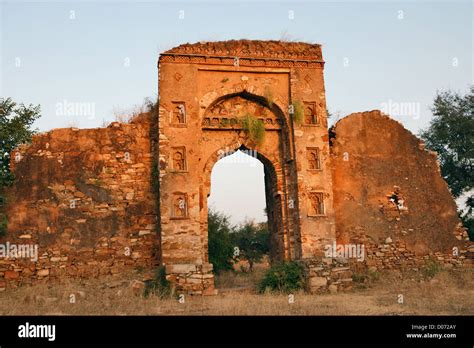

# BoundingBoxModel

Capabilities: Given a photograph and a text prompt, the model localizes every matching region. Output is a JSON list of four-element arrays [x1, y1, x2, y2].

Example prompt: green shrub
[[240, 113, 265, 146], [368, 269, 381, 282], [231, 221, 269, 272], [258, 261, 305, 293], [351, 272, 367, 283], [0, 213, 7, 237], [421, 258, 442, 279], [143, 266, 172, 298], [208, 209, 235, 274]]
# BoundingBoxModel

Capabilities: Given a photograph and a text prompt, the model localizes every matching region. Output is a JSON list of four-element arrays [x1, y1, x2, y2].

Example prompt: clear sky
[[1, 0, 472, 224]]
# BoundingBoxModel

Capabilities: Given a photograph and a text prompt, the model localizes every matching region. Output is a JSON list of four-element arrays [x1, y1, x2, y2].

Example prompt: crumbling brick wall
[[0, 114, 159, 290], [331, 110, 472, 271]]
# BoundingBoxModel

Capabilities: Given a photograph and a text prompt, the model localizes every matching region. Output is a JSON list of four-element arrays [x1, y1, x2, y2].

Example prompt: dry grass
[[215, 268, 266, 290], [0, 268, 472, 316]]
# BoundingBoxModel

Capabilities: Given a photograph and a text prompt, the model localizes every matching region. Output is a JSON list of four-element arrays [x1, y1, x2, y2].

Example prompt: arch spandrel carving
[[202, 95, 282, 130], [199, 87, 288, 123]]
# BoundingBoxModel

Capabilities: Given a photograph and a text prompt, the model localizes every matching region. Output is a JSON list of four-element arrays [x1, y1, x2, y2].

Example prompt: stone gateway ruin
[[0, 40, 471, 294]]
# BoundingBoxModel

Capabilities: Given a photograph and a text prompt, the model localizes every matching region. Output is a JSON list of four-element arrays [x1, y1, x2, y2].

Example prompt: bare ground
[[0, 268, 472, 316]]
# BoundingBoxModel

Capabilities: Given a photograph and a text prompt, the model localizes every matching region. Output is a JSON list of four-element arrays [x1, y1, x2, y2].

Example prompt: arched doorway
[[199, 91, 301, 265], [204, 143, 285, 264], [158, 42, 336, 294]]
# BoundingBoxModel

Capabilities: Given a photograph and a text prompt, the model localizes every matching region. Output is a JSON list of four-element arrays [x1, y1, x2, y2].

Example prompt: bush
[[368, 269, 381, 282], [421, 259, 442, 279], [143, 266, 172, 298], [351, 272, 367, 284], [0, 213, 7, 237], [231, 220, 269, 272], [208, 209, 235, 274], [258, 261, 305, 293]]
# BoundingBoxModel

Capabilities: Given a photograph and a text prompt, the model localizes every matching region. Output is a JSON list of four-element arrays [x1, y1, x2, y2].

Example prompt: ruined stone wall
[[331, 110, 473, 272], [0, 114, 158, 290]]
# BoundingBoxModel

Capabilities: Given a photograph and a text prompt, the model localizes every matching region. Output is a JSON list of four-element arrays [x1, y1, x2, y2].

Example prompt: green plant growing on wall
[[239, 113, 266, 147], [147, 96, 161, 239], [143, 266, 172, 298], [0, 213, 7, 236], [291, 100, 304, 125], [264, 86, 274, 107]]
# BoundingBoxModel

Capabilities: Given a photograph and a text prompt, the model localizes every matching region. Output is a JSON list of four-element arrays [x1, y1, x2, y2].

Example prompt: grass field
[[0, 267, 472, 316]]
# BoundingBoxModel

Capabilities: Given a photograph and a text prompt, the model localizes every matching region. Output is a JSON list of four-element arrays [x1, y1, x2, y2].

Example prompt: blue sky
[[1, 0, 472, 224]]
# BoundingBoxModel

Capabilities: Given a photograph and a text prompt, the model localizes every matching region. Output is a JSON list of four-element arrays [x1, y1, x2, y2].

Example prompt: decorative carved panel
[[171, 147, 187, 171], [304, 102, 318, 125], [172, 192, 188, 218], [307, 147, 321, 170], [171, 102, 186, 125], [308, 192, 325, 216]]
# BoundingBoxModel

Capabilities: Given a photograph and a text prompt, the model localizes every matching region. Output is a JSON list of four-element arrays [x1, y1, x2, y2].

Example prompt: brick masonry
[[0, 115, 159, 290]]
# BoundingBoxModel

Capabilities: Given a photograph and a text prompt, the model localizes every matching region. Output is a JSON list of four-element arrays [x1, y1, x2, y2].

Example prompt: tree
[[231, 220, 270, 271], [0, 97, 41, 235], [207, 209, 234, 274], [420, 87, 474, 239]]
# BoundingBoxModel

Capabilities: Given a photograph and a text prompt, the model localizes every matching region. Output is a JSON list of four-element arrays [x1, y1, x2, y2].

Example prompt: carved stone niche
[[306, 147, 321, 170], [171, 146, 187, 172], [304, 101, 318, 125], [308, 192, 325, 216], [171, 101, 186, 126], [171, 192, 188, 219]]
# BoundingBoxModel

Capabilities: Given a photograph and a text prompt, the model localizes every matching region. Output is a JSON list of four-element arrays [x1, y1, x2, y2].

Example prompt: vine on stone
[[239, 113, 266, 147]]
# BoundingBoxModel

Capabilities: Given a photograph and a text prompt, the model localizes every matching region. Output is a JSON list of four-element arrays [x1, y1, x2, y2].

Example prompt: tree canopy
[[207, 208, 270, 274], [420, 87, 474, 239], [0, 97, 41, 235]]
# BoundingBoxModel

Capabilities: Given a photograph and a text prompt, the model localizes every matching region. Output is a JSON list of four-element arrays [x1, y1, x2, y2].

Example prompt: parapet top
[[162, 39, 323, 61]]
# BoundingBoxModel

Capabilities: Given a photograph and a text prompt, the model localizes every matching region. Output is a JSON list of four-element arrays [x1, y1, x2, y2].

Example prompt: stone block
[[4, 270, 19, 280], [37, 269, 49, 277], [309, 276, 327, 288], [166, 264, 196, 274]]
